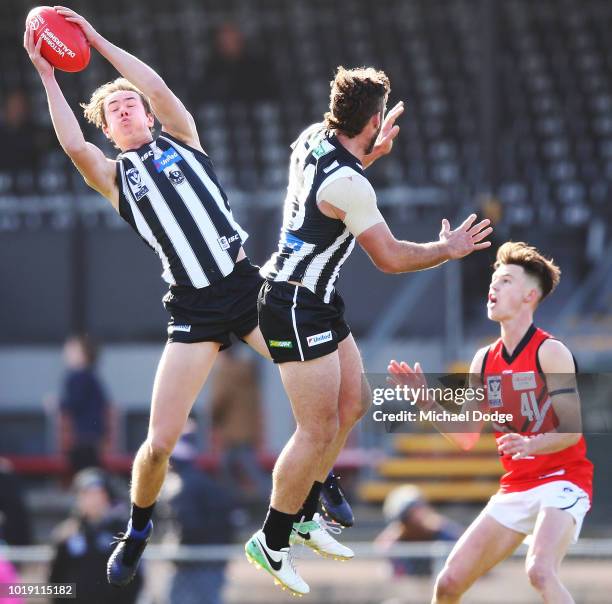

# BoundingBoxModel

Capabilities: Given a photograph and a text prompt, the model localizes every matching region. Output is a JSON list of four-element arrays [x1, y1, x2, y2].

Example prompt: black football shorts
[[258, 280, 351, 363], [163, 259, 263, 350]]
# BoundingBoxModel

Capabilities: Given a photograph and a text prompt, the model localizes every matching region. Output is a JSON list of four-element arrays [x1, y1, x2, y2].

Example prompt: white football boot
[[245, 529, 310, 596], [290, 512, 354, 560]]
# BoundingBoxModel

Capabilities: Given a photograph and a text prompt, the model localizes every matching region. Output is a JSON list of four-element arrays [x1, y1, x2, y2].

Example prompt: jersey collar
[[328, 132, 365, 171], [501, 323, 537, 365]]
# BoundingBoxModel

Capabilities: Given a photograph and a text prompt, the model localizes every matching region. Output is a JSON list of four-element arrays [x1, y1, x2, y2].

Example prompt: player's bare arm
[[386, 346, 488, 450], [356, 213, 492, 273], [23, 23, 118, 208], [497, 339, 582, 459], [54, 6, 201, 150]]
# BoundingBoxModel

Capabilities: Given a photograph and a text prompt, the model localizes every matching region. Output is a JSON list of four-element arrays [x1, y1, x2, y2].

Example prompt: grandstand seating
[[358, 433, 502, 503], [0, 0, 609, 225]]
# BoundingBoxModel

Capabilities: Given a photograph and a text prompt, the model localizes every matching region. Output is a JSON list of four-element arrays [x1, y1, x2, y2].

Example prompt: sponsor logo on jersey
[[311, 139, 335, 159], [154, 146, 182, 172], [512, 371, 537, 391], [269, 340, 293, 348], [168, 168, 185, 185], [307, 331, 333, 347], [168, 324, 191, 333], [282, 232, 304, 252], [219, 233, 241, 249], [140, 149, 154, 161], [486, 375, 503, 408], [134, 186, 149, 201]]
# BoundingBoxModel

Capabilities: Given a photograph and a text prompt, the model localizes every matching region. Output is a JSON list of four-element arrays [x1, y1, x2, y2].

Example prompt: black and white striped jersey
[[116, 131, 248, 288], [261, 123, 369, 303]]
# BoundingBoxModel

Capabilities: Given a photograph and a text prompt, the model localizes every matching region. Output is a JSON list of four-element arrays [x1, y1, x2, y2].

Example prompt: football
[[26, 6, 90, 72]]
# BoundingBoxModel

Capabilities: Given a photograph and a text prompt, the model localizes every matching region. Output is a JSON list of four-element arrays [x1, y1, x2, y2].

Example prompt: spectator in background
[[375, 485, 462, 577], [0, 89, 50, 172], [202, 22, 279, 103], [58, 335, 114, 475], [0, 458, 32, 546], [160, 419, 241, 604], [49, 468, 141, 604], [209, 347, 271, 502]]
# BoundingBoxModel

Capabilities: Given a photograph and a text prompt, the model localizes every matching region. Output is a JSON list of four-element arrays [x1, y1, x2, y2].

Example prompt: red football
[[26, 6, 90, 72]]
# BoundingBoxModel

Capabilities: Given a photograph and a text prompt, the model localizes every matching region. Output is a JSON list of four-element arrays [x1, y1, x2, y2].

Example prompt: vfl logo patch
[[168, 168, 185, 185], [126, 168, 149, 201], [487, 375, 503, 408], [307, 331, 333, 347], [154, 146, 182, 172], [168, 324, 191, 334], [126, 168, 142, 187], [269, 340, 293, 349]]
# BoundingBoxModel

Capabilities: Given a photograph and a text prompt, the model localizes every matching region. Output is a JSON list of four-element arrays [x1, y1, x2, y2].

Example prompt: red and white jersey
[[482, 324, 593, 499]]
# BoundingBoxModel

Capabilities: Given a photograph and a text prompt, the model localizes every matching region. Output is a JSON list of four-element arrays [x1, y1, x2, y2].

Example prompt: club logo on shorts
[[486, 375, 503, 408], [269, 340, 293, 348], [307, 331, 333, 347], [168, 324, 191, 333]]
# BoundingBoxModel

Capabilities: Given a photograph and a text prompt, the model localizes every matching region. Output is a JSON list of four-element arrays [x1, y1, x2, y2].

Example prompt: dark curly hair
[[324, 66, 390, 137]]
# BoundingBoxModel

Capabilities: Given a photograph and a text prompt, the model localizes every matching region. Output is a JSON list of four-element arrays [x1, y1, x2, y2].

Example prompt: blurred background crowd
[[1, 1, 612, 602]]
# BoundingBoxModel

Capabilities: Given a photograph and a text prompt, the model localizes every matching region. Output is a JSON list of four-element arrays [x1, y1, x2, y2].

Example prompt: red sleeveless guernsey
[[482, 324, 593, 498]]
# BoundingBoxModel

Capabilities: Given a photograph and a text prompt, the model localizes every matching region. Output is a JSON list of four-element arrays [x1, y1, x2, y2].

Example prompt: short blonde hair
[[81, 77, 153, 129], [494, 241, 561, 301]]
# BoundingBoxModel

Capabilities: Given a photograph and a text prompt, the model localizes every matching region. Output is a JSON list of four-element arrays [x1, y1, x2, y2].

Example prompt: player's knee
[[297, 415, 339, 448], [526, 557, 556, 592], [435, 567, 468, 599], [339, 385, 371, 428], [146, 436, 175, 464]]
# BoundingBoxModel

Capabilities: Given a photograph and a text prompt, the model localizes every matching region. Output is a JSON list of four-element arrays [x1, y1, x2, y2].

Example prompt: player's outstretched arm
[[54, 6, 200, 150], [358, 213, 493, 274], [497, 340, 582, 460], [387, 347, 487, 450], [24, 24, 118, 208]]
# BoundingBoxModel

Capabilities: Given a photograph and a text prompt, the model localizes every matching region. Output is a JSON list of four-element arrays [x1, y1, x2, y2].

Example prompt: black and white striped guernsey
[[116, 131, 248, 288], [260, 123, 368, 303]]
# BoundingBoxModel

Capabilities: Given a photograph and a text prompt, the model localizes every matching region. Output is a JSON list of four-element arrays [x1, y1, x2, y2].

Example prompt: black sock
[[262, 507, 295, 551], [131, 502, 155, 532], [296, 481, 323, 523]]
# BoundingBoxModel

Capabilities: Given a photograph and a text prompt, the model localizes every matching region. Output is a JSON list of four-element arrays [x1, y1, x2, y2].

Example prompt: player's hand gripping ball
[[25, 6, 90, 72]]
